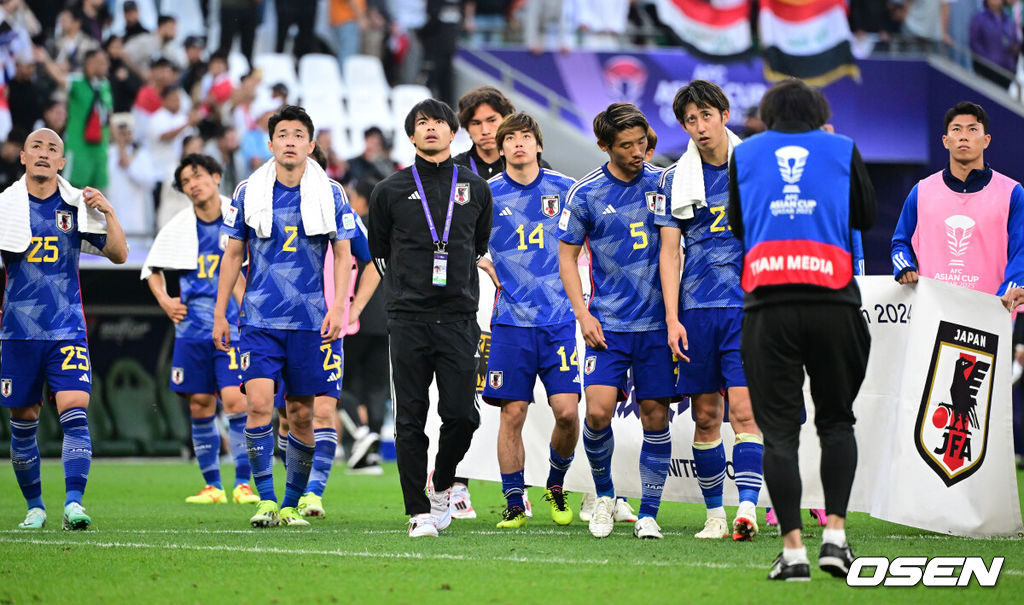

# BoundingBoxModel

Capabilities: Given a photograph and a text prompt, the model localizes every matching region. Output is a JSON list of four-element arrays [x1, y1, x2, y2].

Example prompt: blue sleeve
[[890, 183, 919, 280], [1000, 184, 1024, 295], [331, 185, 358, 242], [221, 184, 247, 241], [82, 232, 107, 251], [851, 229, 864, 276], [557, 187, 590, 245], [350, 214, 371, 262]]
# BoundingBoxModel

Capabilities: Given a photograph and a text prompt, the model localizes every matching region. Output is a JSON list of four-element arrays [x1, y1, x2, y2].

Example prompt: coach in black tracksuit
[[368, 98, 493, 529]]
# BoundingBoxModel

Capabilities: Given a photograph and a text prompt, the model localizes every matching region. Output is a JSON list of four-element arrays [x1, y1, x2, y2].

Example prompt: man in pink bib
[[891, 101, 1024, 311]]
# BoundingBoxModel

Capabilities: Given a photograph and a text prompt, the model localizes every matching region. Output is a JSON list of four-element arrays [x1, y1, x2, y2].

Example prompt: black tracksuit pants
[[742, 302, 870, 535], [388, 317, 481, 515]]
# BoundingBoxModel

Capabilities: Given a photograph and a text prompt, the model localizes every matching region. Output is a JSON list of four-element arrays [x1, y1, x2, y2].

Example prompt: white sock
[[783, 546, 809, 564], [707, 506, 726, 519], [822, 528, 847, 546]]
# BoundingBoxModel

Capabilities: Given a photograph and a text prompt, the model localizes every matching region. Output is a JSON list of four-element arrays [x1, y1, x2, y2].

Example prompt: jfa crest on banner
[[645, 192, 666, 216], [171, 367, 185, 384], [240, 352, 250, 371], [455, 184, 471, 205], [56, 210, 74, 233], [488, 371, 503, 389], [915, 320, 997, 487], [541, 195, 559, 218], [0, 378, 11, 398]]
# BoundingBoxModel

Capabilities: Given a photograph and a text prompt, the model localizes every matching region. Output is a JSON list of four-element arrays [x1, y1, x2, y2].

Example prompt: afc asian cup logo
[[56, 210, 74, 233], [1, 378, 11, 398], [541, 195, 559, 218], [584, 356, 597, 375], [171, 367, 185, 385], [944, 215, 975, 268], [488, 371, 503, 389], [603, 56, 648, 103], [455, 184, 471, 205], [240, 352, 250, 371], [775, 146, 809, 194]]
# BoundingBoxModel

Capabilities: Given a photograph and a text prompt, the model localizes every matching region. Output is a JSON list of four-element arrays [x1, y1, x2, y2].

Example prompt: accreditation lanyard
[[469, 156, 478, 175], [411, 164, 458, 287]]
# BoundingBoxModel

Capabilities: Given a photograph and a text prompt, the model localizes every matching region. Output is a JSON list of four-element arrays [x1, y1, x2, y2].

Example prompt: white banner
[[425, 274, 1022, 537]]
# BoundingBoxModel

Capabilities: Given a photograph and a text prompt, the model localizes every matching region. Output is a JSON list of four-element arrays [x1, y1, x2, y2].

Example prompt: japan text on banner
[[759, 0, 860, 86], [423, 274, 1022, 537]]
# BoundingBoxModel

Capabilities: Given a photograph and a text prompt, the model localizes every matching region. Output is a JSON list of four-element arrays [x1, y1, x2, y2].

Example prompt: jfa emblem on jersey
[[645, 192, 666, 216], [171, 367, 185, 385], [219, 233, 229, 251], [240, 352, 251, 371], [914, 321, 997, 487], [0, 378, 11, 398], [56, 210, 74, 233], [488, 371, 503, 389], [455, 184, 471, 205], [584, 356, 597, 375], [541, 195, 560, 218]]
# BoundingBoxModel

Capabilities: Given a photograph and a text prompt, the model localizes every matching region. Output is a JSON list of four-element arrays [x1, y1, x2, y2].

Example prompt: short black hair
[[355, 177, 377, 201], [311, 144, 327, 170], [82, 48, 104, 65], [124, 1, 138, 12], [209, 50, 229, 64], [271, 82, 289, 97], [593, 102, 649, 146], [157, 14, 176, 27], [457, 86, 515, 129], [364, 126, 384, 140], [160, 84, 180, 99], [758, 79, 829, 130], [150, 57, 174, 71], [404, 98, 458, 137], [943, 101, 989, 134], [173, 153, 223, 192], [672, 80, 730, 124], [268, 105, 315, 138]]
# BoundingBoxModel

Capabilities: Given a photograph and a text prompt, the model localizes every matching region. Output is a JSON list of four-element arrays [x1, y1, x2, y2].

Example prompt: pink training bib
[[912, 170, 1016, 295]]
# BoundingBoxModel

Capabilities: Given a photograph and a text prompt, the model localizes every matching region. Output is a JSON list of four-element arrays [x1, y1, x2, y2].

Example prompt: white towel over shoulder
[[141, 195, 233, 280], [0, 175, 108, 255], [670, 128, 743, 220], [242, 157, 337, 239]]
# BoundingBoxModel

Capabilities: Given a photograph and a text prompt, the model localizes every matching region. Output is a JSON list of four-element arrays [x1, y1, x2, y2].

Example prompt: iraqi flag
[[654, 0, 753, 59], [760, 0, 860, 86]]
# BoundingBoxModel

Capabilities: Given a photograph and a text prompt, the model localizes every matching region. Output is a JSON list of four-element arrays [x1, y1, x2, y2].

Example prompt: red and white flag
[[654, 0, 753, 58], [760, 0, 859, 85]]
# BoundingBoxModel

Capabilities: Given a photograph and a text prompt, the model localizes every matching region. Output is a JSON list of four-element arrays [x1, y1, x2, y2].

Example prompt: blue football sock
[[282, 433, 314, 508], [583, 421, 615, 498], [190, 415, 222, 489], [227, 413, 250, 485], [693, 439, 727, 511], [304, 428, 338, 497], [733, 434, 765, 505], [500, 469, 525, 509], [275, 432, 288, 467], [59, 407, 91, 506], [546, 443, 573, 489], [638, 427, 672, 519], [245, 424, 276, 502], [11, 418, 43, 510]]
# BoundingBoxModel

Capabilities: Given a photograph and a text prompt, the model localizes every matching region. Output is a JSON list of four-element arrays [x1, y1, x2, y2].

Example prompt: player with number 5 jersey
[[557, 104, 676, 540], [481, 112, 580, 529], [0, 128, 128, 531]]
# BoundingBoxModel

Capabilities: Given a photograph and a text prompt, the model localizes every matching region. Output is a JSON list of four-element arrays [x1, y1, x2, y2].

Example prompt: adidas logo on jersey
[[602, 206, 617, 215], [499, 207, 513, 216], [79, 374, 90, 383], [327, 372, 339, 382], [407, 191, 421, 200]]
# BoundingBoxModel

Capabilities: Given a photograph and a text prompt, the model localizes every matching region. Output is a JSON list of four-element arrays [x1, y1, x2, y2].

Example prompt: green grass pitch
[[0, 461, 1021, 604]]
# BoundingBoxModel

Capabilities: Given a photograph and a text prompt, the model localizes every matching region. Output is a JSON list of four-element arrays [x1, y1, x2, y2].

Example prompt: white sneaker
[[18, 507, 46, 529], [633, 516, 663, 539], [588, 496, 615, 538], [408, 513, 438, 537], [614, 498, 638, 522], [450, 484, 476, 519], [694, 515, 729, 539], [579, 493, 596, 522], [732, 502, 759, 541], [429, 486, 452, 531], [523, 492, 532, 518]]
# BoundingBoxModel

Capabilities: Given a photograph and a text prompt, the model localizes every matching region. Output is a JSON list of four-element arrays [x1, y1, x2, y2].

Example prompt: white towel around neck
[[140, 195, 233, 280], [242, 157, 337, 239], [670, 128, 743, 220], [0, 174, 108, 255]]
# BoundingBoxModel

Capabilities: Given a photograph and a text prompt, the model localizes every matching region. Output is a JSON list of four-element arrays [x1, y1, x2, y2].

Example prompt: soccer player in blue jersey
[[656, 81, 764, 542], [213, 105, 358, 527], [1, 128, 128, 530], [143, 154, 260, 506], [481, 112, 579, 528], [557, 103, 676, 540]]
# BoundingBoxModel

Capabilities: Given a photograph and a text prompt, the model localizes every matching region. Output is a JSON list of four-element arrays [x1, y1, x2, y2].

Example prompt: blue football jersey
[[176, 218, 241, 339], [488, 169, 576, 327], [655, 163, 744, 310], [0, 192, 107, 340], [221, 179, 358, 330], [557, 163, 666, 332]]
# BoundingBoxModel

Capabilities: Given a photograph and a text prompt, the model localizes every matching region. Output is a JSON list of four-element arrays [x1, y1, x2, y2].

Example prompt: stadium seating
[[87, 378, 139, 457], [105, 359, 181, 456], [299, 53, 347, 101], [253, 53, 301, 103], [156, 365, 191, 445]]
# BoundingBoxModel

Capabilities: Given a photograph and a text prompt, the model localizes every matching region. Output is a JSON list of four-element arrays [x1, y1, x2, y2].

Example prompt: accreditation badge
[[432, 251, 448, 287]]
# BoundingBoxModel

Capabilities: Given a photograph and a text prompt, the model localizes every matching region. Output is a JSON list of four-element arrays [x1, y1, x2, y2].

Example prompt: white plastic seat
[[299, 53, 346, 100]]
